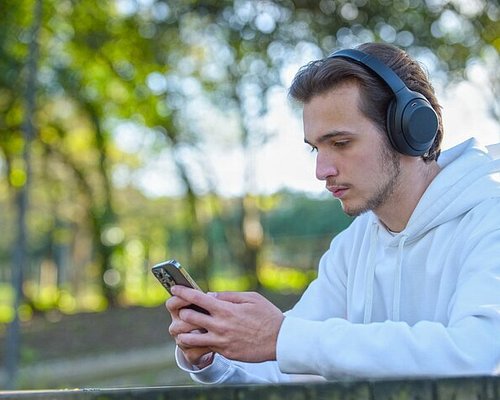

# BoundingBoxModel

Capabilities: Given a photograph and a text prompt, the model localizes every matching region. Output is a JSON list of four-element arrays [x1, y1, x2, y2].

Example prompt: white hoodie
[[176, 138, 500, 383]]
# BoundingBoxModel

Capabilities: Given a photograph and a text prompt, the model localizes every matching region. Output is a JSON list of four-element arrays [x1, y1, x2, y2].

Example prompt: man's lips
[[326, 185, 349, 198]]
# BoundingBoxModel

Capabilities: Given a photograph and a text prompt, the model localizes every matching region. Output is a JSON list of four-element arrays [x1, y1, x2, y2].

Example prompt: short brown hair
[[289, 42, 443, 162]]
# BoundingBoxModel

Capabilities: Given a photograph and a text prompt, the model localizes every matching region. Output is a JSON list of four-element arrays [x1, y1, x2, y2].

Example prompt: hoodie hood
[[385, 138, 500, 245], [362, 138, 500, 322]]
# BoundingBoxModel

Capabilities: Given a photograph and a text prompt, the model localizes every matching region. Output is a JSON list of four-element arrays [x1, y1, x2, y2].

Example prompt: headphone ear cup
[[387, 91, 438, 156], [386, 99, 401, 153], [400, 95, 438, 155]]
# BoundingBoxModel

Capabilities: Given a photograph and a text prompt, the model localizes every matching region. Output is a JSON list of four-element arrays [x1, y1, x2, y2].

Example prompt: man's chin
[[340, 200, 369, 217]]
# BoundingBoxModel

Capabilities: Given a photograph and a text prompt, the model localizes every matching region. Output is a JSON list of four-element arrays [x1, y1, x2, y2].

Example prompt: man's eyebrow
[[304, 131, 353, 146]]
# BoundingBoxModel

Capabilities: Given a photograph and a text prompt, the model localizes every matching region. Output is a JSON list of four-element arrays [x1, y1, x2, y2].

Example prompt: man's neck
[[376, 159, 441, 233]]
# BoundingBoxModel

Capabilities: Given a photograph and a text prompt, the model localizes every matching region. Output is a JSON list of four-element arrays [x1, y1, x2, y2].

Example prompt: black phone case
[[151, 260, 209, 314]]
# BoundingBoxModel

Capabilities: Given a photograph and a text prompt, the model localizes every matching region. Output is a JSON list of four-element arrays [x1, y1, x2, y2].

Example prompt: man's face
[[303, 82, 401, 217]]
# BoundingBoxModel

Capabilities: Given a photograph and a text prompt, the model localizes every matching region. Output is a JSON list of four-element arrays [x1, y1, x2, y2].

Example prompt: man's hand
[[166, 293, 214, 367], [168, 286, 285, 363]]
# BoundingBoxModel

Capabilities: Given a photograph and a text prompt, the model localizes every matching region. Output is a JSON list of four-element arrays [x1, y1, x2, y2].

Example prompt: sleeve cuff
[[174, 346, 234, 384]]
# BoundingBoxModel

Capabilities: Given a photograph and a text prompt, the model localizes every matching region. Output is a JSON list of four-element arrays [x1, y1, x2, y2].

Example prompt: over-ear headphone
[[328, 48, 438, 156]]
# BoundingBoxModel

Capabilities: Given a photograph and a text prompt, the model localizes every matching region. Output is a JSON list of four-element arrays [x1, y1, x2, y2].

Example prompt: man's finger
[[166, 295, 191, 311], [210, 291, 260, 304], [178, 307, 213, 329], [171, 285, 220, 311], [169, 319, 202, 337], [177, 331, 218, 349]]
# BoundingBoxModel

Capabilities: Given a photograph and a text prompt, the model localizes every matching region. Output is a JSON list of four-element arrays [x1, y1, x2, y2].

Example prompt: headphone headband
[[329, 49, 406, 95], [326, 47, 438, 157]]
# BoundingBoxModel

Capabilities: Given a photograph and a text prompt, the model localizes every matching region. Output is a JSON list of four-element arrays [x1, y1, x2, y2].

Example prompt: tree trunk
[[174, 151, 209, 289], [4, 0, 42, 389]]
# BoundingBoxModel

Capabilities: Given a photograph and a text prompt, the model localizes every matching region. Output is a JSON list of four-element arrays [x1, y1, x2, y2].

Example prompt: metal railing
[[1, 375, 499, 400]]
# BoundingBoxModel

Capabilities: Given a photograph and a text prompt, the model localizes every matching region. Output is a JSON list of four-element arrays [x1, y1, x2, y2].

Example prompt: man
[[166, 42, 500, 383]]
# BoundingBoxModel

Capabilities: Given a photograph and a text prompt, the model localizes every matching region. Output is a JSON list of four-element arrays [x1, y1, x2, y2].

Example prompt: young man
[[166, 42, 500, 383]]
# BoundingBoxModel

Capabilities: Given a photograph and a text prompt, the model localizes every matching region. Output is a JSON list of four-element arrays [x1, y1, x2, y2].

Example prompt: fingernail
[[207, 292, 217, 298]]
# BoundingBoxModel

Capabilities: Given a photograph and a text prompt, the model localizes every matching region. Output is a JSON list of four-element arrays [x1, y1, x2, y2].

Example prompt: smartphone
[[151, 259, 208, 314]]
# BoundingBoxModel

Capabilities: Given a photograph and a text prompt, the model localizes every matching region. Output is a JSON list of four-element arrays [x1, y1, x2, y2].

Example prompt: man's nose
[[315, 151, 339, 181]]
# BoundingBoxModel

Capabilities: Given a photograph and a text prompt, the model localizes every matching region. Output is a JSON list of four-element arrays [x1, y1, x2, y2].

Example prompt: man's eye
[[309, 146, 318, 153], [334, 140, 349, 148]]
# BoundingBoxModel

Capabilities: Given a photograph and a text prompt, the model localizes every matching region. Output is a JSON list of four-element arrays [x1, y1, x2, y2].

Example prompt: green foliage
[[0, 0, 498, 322], [263, 191, 353, 239]]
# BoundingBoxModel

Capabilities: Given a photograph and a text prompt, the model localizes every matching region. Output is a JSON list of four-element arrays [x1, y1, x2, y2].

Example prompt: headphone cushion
[[386, 99, 400, 152], [387, 91, 438, 156]]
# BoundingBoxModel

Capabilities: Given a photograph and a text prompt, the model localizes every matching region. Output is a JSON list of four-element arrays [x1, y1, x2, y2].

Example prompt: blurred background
[[0, 0, 498, 391]]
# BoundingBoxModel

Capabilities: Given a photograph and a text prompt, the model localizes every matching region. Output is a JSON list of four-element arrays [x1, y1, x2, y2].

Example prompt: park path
[[0, 343, 192, 390]]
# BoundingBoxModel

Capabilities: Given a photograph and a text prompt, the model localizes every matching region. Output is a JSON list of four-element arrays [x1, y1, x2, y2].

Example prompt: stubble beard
[[342, 141, 402, 217]]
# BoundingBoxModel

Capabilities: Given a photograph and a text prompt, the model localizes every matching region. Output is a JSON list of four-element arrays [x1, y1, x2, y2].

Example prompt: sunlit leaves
[[0, 0, 498, 318], [9, 165, 27, 188]]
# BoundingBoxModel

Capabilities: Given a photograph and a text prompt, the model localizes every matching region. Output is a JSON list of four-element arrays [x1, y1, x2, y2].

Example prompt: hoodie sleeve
[[175, 346, 292, 384], [172, 236, 350, 384], [276, 205, 500, 379]]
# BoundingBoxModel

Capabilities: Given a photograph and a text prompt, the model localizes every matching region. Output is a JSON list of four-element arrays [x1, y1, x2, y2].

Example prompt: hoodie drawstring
[[363, 223, 379, 323], [392, 234, 408, 321]]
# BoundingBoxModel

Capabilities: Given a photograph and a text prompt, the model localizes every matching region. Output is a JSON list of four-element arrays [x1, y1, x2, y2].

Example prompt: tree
[[134, 0, 499, 286], [3, 0, 42, 388], [0, 0, 498, 324]]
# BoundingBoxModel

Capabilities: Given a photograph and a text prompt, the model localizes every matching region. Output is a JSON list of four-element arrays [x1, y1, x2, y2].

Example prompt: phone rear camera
[[154, 270, 164, 279], [164, 275, 174, 286]]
